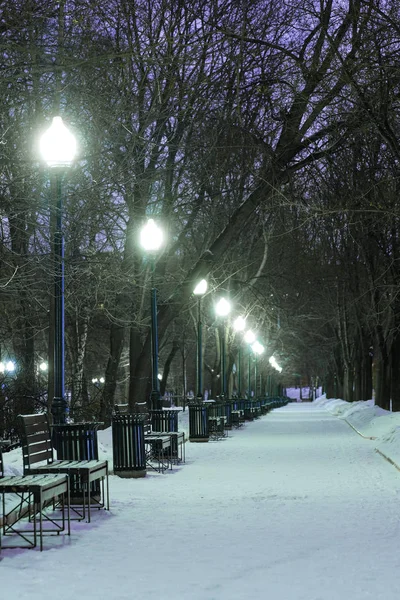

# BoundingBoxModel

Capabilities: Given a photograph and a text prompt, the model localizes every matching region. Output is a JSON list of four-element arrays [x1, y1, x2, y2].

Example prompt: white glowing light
[[215, 297, 231, 317], [140, 219, 164, 252], [39, 116, 77, 167], [252, 341, 264, 355], [234, 316, 246, 331], [244, 330, 256, 344], [193, 279, 208, 295], [269, 356, 282, 372]]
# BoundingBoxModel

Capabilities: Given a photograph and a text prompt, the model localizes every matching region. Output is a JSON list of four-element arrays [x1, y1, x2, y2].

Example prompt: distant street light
[[140, 218, 164, 410], [0, 361, 16, 374], [233, 316, 246, 397], [40, 116, 77, 424], [269, 355, 283, 373], [215, 297, 231, 397], [193, 279, 208, 399]]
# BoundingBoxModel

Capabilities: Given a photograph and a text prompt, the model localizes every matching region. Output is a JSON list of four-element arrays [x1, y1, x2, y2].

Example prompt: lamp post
[[193, 279, 208, 400], [215, 297, 231, 398], [140, 218, 164, 411], [251, 341, 264, 397], [233, 316, 246, 397], [40, 116, 77, 424], [244, 330, 256, 398]]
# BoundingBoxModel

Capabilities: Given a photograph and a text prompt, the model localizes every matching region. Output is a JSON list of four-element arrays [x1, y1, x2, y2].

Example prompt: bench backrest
[[114, 404, 129, 415], [18, 413, 54, 472]]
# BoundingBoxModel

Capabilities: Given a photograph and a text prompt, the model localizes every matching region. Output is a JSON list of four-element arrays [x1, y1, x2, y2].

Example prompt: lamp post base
[[51, 396, 68, 425], [150, 390, 162, 411]]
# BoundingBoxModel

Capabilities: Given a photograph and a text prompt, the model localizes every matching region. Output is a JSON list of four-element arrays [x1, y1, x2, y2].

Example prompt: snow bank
[[315, 395, 400, 468]]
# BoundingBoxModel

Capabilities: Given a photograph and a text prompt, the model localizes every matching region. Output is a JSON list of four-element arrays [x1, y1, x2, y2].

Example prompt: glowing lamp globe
[[194, 279, 208, 295], [234, 316, 246, 331], [140, 219, 164, 252], [215, 297, 231, 317], [244, 330, 256, 344], [39, 116, 77, 167]]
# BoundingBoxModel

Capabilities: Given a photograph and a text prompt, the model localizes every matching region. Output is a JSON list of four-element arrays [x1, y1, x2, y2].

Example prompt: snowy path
[[2, 402, 400, 599]]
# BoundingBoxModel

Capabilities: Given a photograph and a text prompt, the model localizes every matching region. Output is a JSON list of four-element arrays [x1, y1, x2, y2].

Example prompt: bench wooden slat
[[23, 421, 50, 436], [17, 413, 110, 523]]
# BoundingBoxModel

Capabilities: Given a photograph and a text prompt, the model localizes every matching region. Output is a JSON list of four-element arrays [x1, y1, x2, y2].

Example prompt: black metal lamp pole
[[248, 349, 252, 398], [237, 345, 241, 397], [194, 279, 207, 400], [254, 353, 258, 398], [40, 116, 76, 425], [252, 342, 264, 399], [140, 219, 164, 412], [150, 257, 161, 411], [220, 323, 226, 397], [215, 298, 231, 399], [233, 316, 246, 398], [52, 168, 67, 424], [196, 296, 203, 399]]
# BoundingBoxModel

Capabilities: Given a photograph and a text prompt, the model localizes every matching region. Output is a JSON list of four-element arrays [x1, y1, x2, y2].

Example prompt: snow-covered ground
[[2, 398, 400, 599]]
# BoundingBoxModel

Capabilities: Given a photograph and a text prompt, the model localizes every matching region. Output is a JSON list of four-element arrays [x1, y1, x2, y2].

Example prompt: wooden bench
[[208, 415, 227, 440], [0, 449, 70, 551], [18, 413, 109, 523]]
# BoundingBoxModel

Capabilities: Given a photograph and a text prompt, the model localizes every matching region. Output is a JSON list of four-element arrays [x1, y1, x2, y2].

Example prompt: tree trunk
[[343, 366, 354, 402], [391, 335, 400, 412], [100, 323, 125, 426], [375, 352, 391, 411], [70, 312, 89, 420], [160, 340, 180, 396]]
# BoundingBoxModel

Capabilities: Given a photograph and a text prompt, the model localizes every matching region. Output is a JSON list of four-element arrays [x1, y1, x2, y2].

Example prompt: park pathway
[[2, 403, 400, 600]]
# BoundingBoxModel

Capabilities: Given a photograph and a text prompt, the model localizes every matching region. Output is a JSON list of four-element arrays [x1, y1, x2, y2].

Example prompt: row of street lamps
[[38, 115, 282, 421], [193, 290, 269, 400], [39, 113, 167, 419]]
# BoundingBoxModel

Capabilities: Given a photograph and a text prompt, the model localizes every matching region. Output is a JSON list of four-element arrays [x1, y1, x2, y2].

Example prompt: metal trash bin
[[112, 414, 146, 478], [150, 410, 178, 432], [224, 401, 232, 429], [189, 403, 209, 442], [52, 422, 102, 501], [150, 410, 179, 457]]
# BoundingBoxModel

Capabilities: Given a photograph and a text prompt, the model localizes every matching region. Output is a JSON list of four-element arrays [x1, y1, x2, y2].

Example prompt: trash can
[[112, 414, 146, 478], [189, 403, 209, 442], [224, 401, 232, 429], [150, 410, 181, 459], [52, 422, 102, 501], [150, 410, 178, 433]]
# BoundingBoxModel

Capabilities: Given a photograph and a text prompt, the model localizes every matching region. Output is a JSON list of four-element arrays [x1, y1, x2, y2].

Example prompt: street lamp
[[215, 297, 231, 397], [233, 316, 246, 397], [193, 279, 208, 399], [252, 341, 264, 397], [0, 361, 16, 374], [40, 116, 77, 424], [140, 218, 164, 410], [244, 330, 256, 398]]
